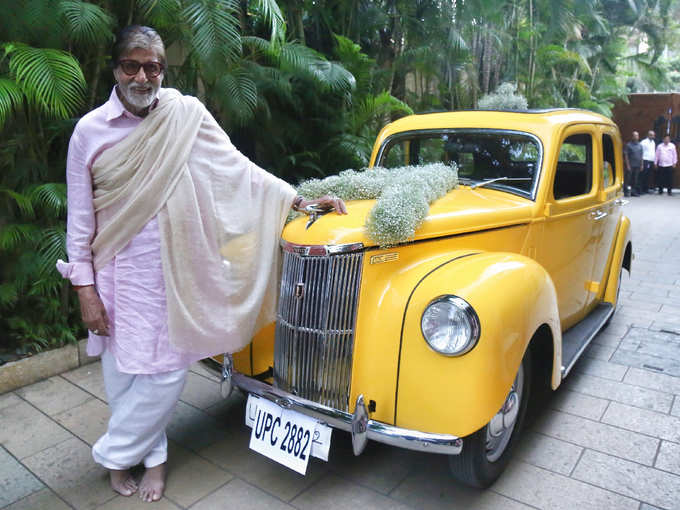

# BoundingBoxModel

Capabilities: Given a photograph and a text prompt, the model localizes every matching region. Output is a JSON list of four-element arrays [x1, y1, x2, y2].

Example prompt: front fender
[[603, 215, 632, 304], [395, 252, 561, 437]]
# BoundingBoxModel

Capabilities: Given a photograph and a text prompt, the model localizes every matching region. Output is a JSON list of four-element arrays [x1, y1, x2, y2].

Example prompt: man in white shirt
[[640, 130, 656, 194]]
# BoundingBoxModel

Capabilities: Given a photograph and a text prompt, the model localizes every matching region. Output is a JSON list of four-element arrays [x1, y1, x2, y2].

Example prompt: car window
[[602, 134, 616, 188], [553, 133, 593, 199], [377, 130, 541, 198]]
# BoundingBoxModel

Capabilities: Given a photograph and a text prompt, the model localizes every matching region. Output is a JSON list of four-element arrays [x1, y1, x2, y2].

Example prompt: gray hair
[[112, 25, 166, 66]]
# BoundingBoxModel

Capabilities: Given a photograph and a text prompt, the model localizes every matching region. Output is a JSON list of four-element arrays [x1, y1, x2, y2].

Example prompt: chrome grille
[[274, 248, 363, 411]]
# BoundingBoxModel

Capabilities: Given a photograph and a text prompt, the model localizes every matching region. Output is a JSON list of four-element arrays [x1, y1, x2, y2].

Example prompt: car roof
[[380, 109, 614, 137]]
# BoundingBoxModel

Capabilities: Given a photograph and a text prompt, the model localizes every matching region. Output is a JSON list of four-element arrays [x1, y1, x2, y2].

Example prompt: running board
[[561, 303, 614, 379]]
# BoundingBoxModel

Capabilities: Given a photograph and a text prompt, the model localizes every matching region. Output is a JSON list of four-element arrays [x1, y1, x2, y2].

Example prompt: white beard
[[118, 81, 159, 110]]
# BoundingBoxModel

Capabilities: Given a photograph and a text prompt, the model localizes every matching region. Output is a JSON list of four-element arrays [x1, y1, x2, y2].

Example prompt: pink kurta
[[58, 88, 205, 373]]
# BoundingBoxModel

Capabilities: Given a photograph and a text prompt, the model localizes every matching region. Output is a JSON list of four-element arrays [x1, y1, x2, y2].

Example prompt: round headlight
[[421, 295, 480, 356]]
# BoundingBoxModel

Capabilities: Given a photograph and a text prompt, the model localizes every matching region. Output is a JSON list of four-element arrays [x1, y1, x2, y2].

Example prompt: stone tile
[[199, 432, 327, 502], [652, 321, 680, 335], [203, 391, 247, 420], [623, 367, 680, 395], [327, 436, 414, 495], [534, 410, 658, 465], [388, 454, 534, 509], [2, 488, 71, 510], [672, 396, 680, 418], [629, 291, 680, 308], [639, 505, 666, 510], [22, 436, 116, 510], [514, 431, 583, 476], [548, 388, 609, 421], [611, 349, 680, 377], [582, 343, 616, 361], [0, 446, 44, 507], [492, 460, 638, 510], [190, 360, 221, 382], [166, 401, 229, 451], [618, 297, 662, 311], [191, 478, 293, 510], [15, 376, 93, 416], [163, 441, 233, 507], [570, 355, 628, 381], [52, 398, 109, 445], [564, 372, 673, 413], [179, 372, 224, 410], [293, 474, 414, 510], [655, 441, 680, 476], [0, 396, 72, 459], [61, 362, 107, 402], [572, 449, 680, 510], [0, 392, 22, 410], [602, 402, 680, 442], [660, 303, 680, 315]]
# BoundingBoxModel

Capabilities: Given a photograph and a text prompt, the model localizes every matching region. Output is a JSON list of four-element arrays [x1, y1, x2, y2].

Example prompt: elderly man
[[57, 25, 345, 502]]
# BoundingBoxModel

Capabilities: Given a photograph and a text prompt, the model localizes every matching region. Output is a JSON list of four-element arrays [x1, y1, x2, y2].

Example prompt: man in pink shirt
[[654, 134, 678, 196], [58, 25, 346, 502]]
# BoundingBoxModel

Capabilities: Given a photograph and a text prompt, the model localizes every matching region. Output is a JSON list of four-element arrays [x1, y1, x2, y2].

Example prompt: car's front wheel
[[448, 352, 531, 488]]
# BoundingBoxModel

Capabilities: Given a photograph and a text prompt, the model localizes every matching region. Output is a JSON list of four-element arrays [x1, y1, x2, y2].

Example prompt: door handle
[[614, 198, 628, 206], [590, 210, 608, 221]]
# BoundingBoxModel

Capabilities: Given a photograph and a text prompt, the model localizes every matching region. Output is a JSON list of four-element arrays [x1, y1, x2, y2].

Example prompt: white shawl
[[90, 88, 297, 354]]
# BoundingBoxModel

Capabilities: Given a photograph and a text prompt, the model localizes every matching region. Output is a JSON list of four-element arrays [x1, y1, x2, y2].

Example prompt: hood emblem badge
[[302, 204, 334, 230]]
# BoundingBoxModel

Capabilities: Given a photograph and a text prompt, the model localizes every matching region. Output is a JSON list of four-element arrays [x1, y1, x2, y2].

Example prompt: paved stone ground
[[2, 193, 680, 510]]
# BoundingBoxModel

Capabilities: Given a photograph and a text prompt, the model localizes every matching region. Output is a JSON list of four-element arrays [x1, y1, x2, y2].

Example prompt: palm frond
[[5, 43, 86, 119], [215, 69, 258, 125], [138, 0, 182, 30], [250, 0, 286, 43], [36, 226, 66, 277], [30, 183, 67, 217], [0, 78, 24, 129], [0, 223, 40, 251], [0, 283, 18, 308], [0, 187, 35, 218], [58, 0, 114, 46], [181, 0, 242, 66]]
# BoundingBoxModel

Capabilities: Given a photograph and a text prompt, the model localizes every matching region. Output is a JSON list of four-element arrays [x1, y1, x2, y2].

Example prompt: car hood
[[282, 187, 536, 248]]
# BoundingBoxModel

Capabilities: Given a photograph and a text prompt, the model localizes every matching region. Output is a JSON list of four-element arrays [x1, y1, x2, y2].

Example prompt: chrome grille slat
[[274, 249, 363, 411]]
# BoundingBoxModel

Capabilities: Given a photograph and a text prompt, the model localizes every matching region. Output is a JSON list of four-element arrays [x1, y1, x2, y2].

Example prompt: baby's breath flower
[[291, 163, 459, 247]]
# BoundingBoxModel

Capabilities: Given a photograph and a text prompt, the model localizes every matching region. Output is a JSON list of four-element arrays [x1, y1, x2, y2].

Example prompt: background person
[[624, 130, 643, 196], [640, 130, 656, 194], [654, 134, 677, 196], [56, 25, 345, 503]]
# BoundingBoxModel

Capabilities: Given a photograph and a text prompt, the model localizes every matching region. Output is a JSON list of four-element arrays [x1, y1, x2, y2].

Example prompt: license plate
[[246, 394, 332, 474]]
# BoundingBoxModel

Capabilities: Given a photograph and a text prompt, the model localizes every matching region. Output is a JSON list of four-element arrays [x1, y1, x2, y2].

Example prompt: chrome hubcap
[[486, 362, 524, 462]]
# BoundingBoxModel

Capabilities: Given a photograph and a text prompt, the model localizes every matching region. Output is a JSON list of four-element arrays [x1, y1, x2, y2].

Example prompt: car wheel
[[448, 352, 531, 488]]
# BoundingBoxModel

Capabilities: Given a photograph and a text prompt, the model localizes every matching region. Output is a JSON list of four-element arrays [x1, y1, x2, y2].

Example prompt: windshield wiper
[[469, 177, 532, 189]]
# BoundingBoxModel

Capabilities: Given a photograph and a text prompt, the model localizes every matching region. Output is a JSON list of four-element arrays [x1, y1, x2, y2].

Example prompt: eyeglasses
[[117, 60, 164, 78]]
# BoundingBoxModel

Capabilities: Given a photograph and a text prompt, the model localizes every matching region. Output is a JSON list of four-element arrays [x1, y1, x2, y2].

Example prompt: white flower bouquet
[[294, 163, 458, 246]]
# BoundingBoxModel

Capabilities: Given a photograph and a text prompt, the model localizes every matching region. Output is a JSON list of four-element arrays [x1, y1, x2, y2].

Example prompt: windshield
[[376, 129, 542, 198]]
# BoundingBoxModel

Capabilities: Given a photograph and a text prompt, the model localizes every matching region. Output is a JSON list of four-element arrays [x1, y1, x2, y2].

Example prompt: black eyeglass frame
[[117, 59, 165, 78]]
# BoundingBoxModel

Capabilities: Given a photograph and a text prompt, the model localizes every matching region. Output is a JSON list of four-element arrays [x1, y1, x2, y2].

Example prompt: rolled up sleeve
[[56, 128, 96, 286]]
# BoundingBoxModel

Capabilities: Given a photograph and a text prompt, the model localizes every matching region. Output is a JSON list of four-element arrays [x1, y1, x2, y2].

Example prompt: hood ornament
[[302, 203, 335, 230]]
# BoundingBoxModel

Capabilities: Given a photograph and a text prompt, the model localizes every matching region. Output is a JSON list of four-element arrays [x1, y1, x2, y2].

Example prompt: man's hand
[[298, 195, 348, 215], [76, 286, 110, 336]]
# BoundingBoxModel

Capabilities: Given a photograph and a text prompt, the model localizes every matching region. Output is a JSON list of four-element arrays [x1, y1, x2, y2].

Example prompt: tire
[[448, 351, 532, 488]]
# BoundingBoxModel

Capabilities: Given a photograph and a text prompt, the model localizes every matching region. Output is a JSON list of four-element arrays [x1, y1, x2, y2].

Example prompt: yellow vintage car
[[209, 109, 632, 487]]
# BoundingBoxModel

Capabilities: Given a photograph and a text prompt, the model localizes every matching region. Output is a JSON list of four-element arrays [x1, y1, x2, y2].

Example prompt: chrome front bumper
[[220, 357, 463, 456]]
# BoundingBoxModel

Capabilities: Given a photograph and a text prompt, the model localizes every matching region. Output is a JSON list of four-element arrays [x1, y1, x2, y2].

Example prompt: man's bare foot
[[110, 469, 137, 496], [139, 463, 165, 502]]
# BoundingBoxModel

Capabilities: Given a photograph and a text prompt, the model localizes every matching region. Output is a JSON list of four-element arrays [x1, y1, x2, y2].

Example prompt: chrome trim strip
[[228, 372, 463, 456], [280, 240, 365, 256]]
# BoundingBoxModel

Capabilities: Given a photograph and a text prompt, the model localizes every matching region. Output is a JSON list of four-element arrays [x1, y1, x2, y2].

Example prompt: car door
[[588, 127, 623, 307], [537, 126, 600, 330]]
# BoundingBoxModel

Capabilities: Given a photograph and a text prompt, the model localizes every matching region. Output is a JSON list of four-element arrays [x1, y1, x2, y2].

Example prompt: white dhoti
[[93, 350, 188, 470]]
